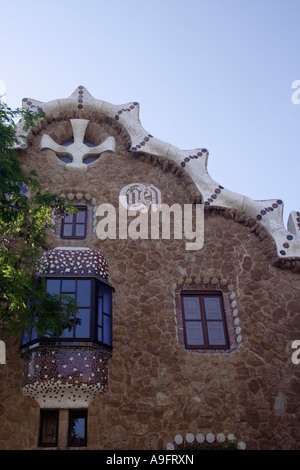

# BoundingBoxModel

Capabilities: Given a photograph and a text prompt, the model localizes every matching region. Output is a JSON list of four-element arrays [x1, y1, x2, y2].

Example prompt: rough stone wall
[[0, 116, 299, 450]]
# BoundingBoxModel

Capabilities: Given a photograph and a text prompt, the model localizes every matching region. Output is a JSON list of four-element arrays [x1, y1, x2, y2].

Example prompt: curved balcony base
[[22, 380, 107, 408], [21, 344, 111, 408]]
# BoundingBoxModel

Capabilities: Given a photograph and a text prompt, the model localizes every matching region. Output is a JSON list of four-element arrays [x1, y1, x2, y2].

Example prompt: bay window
[[22, 276, 113, 349]]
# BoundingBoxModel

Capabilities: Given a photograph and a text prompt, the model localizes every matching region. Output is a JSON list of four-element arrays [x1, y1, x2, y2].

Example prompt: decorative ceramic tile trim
[[22, 97, 44, 113], [166, 432, 246, 450], [77, 85, 84, 109], [114, 102, 139, 122], [131, 134, 154, 151], [15, 86, 300, 263], [38, 247, 109, 280], [203, 184, 224, 206], [255, 199, 283, 221], [288, 211, 300, 235], [180, 149, 207, 169], [173, 275, 242, 352]]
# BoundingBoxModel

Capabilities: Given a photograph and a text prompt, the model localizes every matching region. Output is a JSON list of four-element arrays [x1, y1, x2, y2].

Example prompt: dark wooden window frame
[[181, 290, 229, 350], [39, 409, 59, 447], [68, 410, 87, 447], [61, 205, 88, 240]]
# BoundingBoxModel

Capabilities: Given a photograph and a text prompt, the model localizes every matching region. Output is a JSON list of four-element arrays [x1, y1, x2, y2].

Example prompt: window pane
[[22, 331, 30, 344], [58, 155, 72, 164], [75, 224, 85, 237], [97, 326, 102, 342], [64, 213, 73, 223], [207, 321, 226, 345], [77, 280, 91, 307], [183, 297, 201, 319], [62, 138, 74, 146], [204, 297, 222, 320], [46, 279, 61, 295], [96, 281, 103, 297], [103, 314, 111, 345], [185, 321, 204, 346], [31, 327, 38, 341], [77, 210, 86, 223], [69, 411, 87, 446], [61, 293, 75, 303], [75, 309, 90, 337], [62, 224, 73, 237], [61, 279, 76, 292], [103, 286, 111, 315], [84, 156, 98, 164], [23, 327, 37, 344], [97, 297, 102, 326], [60, 321, 74, 338]]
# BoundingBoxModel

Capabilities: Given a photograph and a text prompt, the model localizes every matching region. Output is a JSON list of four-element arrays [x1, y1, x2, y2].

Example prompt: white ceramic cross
[[40, 119, 116, 170]]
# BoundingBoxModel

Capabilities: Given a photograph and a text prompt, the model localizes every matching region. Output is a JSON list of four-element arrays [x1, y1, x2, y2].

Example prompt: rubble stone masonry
[[0, 110, 299, 450]]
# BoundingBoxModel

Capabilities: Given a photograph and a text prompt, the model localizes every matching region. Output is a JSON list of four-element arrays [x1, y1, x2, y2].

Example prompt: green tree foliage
[[0, 102, 78, 339]]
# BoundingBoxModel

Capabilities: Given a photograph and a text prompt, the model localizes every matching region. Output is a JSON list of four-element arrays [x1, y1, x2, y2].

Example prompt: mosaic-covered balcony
[[20, 247, 113, 408]]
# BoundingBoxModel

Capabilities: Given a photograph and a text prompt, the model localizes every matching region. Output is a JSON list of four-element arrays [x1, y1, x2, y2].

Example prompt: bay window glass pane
[[207, 321, 226, 345], [96, 281, 103, 296], [75, 309, 90, 337], [25, 277, 113, 346], [77, 280, 91, 307], [22, 326, 38, 344], [185, 321, 204, 345], [204, 297, 222, 320], [22, 331, 30, 344], [60, 322, 73, 338], [61, 293, 75, 303], [61, 279, 76, 292], [97, 326, 102, 342], [46, 279, 61, 295], [103, 314, 111, 345], [103, 286, 111, 315], [97, 297, 103, 325], [31, 327, 38, 340], [183, 297, 201, 319]]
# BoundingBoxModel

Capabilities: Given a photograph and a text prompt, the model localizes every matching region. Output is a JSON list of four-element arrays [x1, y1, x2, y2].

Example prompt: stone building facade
[[0, 87, 300, 450]]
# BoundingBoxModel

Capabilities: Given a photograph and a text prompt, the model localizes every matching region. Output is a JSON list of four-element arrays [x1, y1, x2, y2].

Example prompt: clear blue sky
[[1, 0, 300, 226]]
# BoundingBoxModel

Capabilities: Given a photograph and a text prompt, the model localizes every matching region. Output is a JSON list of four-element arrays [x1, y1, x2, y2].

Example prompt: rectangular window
[[68, 410, 87, 447], [39, 410, 59, 447], [181, 291, 229, 349], [61, 206, 87, 239]]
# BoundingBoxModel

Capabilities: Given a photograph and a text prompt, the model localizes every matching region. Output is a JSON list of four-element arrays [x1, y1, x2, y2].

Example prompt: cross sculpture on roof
[[40, 119, 116, 170]]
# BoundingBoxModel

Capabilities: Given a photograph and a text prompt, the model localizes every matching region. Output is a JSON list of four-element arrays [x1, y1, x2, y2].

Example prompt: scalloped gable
[[15, 86, 300, 263]]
